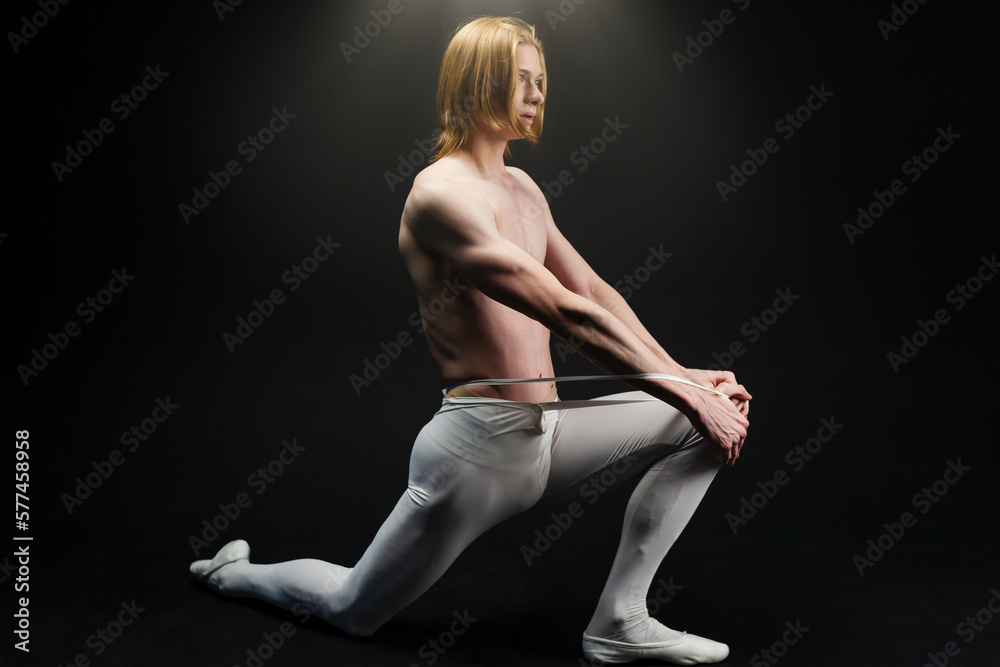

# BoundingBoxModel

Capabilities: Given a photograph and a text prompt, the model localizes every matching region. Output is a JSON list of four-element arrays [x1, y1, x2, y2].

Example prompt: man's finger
[[716, 383, 751, 401], [711, 370, 737, 385], [729, 384, 752, 400], [729, 397, 750, 417]]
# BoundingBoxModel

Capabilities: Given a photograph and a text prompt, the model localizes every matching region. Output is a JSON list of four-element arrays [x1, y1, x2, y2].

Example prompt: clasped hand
[[683, 369, 751, 466]]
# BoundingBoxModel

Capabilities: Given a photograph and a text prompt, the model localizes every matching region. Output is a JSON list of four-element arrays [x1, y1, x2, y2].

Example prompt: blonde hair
[[431, 16, 546, 163]]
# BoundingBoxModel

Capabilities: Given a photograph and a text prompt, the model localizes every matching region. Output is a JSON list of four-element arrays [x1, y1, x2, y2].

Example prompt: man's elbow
[[556, 269, 603, 301], [583, 277, 620, 306]]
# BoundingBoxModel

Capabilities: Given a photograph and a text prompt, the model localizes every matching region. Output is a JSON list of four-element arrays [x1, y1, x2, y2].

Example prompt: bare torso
[[398, 156, 555, 403]]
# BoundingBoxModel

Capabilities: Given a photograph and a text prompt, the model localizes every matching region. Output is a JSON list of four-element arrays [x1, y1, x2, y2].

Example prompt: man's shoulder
[[504, 165, 530, 181], [410, 164, 472, 207], [404, 162, 489, 230], [411, 159, 466, 193], [504, 166, 548, 208], [505, 165, 540, 190]]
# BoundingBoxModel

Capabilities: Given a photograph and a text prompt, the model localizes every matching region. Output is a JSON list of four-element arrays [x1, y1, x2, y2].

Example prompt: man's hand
[[686, 368, 751, 415], [682, 369, 752, 466]]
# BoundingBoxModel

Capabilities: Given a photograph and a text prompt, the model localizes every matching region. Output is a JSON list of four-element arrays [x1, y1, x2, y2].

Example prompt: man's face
[[513, 43, 544, 129]]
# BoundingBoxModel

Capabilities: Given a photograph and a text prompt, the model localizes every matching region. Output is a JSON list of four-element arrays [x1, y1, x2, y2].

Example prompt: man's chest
[[484, 186, 548, 262]]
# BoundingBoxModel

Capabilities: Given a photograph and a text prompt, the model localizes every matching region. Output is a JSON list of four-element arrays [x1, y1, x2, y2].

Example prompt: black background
[[6, 1, 999, 665]]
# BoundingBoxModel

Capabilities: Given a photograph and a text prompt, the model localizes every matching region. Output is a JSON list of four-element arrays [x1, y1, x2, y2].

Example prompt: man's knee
[[339, 613, 380, 637], [319, 605, 381, 637], [311, 591, 384, 637], [670, 408, 705, 447], [686, 436, 727, 473]]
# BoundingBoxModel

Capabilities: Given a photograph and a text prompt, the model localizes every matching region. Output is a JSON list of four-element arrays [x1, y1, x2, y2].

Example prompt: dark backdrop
[[7, 1, 999, 665]]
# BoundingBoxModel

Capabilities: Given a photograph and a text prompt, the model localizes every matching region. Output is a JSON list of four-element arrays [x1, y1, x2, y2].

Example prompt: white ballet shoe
[[189, 539, 250, 582], [582, 629, 729, 665]]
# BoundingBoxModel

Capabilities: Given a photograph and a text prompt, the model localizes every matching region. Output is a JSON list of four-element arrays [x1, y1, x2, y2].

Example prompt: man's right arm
[[402, 179, 749, 463]]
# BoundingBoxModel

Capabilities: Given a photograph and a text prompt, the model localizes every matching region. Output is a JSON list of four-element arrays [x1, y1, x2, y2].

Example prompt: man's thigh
[[543, 391, 702, 494]]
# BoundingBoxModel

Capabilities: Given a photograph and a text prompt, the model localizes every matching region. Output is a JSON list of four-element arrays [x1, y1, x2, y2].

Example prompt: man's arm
[[547, 221, 752, 411], [541, 203, 682, 370], [402, 177, 749, 464], [521, 170, 750, 418]]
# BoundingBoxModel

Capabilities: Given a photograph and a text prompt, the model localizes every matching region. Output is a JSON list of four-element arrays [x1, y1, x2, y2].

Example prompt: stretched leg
[[193, 401, 553, 636], [544, 391, 728, 663]]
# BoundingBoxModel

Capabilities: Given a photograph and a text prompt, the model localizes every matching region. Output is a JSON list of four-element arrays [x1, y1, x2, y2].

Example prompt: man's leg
[[543, 391, 727, 663], [193, 401, 554, 636]]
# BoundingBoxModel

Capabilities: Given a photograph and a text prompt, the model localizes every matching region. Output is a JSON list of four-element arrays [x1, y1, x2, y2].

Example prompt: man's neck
[[456, 128, 511, 181]]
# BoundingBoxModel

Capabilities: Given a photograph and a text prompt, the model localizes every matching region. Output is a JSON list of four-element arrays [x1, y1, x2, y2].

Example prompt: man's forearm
[[586, 280, 688, 375], [552, 294, 704, 412]]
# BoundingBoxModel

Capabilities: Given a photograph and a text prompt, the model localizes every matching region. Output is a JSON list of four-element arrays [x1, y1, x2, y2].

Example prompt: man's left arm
[[542, 212, 683, 370], [526, 177, 749, 413], [547, 231, 679, 370]]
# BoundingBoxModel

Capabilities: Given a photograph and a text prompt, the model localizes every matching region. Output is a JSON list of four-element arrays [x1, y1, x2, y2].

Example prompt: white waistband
[[441, 373, 730, 399]]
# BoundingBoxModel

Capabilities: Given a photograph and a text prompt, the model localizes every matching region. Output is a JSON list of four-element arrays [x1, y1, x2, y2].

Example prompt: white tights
[[207, 389, 722, 639]]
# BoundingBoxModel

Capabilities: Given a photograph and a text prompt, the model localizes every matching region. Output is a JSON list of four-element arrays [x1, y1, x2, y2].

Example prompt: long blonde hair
[[431, 16, 546, 163]]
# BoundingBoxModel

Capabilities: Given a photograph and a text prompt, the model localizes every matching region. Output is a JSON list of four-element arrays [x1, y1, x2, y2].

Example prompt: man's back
[[398, 155, 557, 402]]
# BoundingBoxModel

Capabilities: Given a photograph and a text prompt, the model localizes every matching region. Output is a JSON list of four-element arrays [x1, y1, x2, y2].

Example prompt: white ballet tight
[[206, 388, 722, 640]]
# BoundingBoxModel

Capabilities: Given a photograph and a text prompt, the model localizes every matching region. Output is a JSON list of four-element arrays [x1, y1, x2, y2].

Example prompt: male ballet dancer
[[191, 16, 751, 665]]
